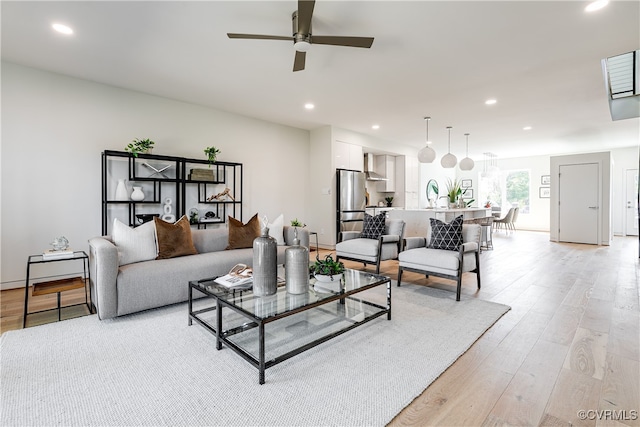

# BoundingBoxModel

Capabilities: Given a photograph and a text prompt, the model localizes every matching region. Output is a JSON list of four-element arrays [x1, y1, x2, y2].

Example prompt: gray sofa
[[88, 226, 309, 319]]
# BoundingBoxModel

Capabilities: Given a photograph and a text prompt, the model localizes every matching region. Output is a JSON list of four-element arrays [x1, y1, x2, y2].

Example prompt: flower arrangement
[[290, 218, 306, 228], [445, 178, 464, 204], [204, 146, 221, 166], [310, 254, 344, 278], [125, 138, 155, 157]]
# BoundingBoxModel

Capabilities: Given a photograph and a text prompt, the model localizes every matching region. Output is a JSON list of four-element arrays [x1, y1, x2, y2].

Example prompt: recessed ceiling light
[[585, 0, 609, 12], [523, 126, 532, 130], [372, 124, 380, 130], [485, 99, 497, 105], [304, 103, 314, 110], [52, 23, 73, 35]]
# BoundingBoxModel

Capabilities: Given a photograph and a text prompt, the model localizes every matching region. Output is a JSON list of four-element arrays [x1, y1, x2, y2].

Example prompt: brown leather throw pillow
[[226, 213, 261, 250], [154, 215, 198, 259]]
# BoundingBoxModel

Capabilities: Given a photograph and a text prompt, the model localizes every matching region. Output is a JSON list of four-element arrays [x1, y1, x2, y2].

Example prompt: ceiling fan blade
[[227, 33, 292, 41], [311, 35, 374, 48], [297, 0, 315, 35], [293, 51, 306, 72]]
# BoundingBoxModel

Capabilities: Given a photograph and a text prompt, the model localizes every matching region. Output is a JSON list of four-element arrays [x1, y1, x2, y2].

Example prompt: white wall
[[611, 146, 639, 235], [1, 62, 310, 289]]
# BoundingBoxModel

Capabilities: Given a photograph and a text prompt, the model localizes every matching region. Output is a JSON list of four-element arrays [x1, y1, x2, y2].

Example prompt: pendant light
[[440, 126, 457, 168], [459, 133, 475, 171], [417, 116, 436, 163]]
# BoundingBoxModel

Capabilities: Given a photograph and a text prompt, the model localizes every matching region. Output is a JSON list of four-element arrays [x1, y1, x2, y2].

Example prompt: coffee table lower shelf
[[188, 272, 391, 384]]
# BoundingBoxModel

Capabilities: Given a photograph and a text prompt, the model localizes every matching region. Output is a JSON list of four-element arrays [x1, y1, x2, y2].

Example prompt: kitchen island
[[389, 208, 491, 238]]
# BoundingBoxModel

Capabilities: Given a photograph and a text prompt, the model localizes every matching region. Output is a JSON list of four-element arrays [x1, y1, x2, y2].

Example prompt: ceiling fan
[[227, 0, 374, 72]]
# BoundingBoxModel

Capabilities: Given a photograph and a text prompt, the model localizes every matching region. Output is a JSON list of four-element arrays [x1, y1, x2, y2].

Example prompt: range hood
[[363, 153, 388, 181]]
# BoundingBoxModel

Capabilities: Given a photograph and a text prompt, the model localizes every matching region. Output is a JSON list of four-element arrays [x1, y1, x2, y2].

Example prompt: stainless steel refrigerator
[[336, 169, 367, 241]]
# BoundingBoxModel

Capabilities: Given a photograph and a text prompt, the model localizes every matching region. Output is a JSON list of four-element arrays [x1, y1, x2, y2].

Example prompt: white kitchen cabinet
[[334, 141, 363, 171]]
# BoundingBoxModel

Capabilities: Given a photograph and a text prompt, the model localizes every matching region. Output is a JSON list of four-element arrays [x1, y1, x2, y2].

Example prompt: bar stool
[[477, 216, 494, 250]]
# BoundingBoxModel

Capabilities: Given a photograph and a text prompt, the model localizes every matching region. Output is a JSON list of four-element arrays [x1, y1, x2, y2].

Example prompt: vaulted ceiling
[[2, 1, 639, 160]]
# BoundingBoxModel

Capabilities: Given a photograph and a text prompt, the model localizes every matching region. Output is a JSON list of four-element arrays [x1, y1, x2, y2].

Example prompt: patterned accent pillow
[[429, 215, 463, 251], [360, 213, 386, 239]]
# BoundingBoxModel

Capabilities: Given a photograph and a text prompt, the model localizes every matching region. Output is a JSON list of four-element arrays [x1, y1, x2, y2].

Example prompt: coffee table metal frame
[[188, 269, 391, 384]]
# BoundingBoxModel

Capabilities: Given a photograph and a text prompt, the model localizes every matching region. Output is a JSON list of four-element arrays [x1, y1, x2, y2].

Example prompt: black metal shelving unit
[[101, 150, 243, 235]]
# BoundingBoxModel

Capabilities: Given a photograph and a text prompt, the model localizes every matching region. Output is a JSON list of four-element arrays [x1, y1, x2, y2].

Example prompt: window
[[479, 169, 530, 214]]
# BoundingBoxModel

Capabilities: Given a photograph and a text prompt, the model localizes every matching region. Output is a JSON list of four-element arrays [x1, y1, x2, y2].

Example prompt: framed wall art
[[539, 187, 550, 198], [541, 175, 551, 185]]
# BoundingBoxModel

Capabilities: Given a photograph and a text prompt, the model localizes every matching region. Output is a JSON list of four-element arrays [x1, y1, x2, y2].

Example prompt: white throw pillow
[[259, 214, 285, 245], [112, 218, 158, 265]]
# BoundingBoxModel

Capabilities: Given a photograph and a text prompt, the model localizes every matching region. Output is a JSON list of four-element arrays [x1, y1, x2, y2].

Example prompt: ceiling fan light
[[294, 41, 311, 52], [459, 157, 475, 171], [441, 153, 457, 168], [418, 146, 436, 163]]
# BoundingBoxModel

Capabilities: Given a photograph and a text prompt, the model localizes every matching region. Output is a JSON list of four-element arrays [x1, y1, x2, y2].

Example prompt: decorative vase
[[115, 179, 128, 201], [314, 273, 343, 283], [449, 202, 457, 209], [130, 187, 145, 201], [253, 223, 277, 296], [285, 229, 309, 295]]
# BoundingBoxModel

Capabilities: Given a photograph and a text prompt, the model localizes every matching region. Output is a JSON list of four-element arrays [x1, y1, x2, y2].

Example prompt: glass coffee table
[[188, 268, 391, 384]]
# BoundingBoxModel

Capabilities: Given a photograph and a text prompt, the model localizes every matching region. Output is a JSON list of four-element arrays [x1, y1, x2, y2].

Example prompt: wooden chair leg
[[397, 266, 403, 286], [456, 276, 462, 301]]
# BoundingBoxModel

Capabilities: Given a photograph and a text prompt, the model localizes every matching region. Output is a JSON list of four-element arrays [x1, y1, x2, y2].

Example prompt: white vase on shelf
[[130, 187, 145, 201], [115, 179, 128, 201]]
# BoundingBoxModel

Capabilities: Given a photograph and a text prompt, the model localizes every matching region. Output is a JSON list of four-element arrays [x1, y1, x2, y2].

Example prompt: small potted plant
[[384, 196, 394, 207], [125, 138, 155, 157], [290, 218, 306, 228], [204, 146, 221, 167], [310, 254, 345, 283], [445, 178, 463, 208]]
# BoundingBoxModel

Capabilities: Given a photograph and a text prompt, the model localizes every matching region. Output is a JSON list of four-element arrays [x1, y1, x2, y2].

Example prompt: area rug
[[0, 282, 509, 427]]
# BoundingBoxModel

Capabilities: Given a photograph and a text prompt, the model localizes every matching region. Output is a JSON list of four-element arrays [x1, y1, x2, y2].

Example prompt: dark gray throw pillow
[[429, 215, 463, 251], [360, 213, 386, 239]]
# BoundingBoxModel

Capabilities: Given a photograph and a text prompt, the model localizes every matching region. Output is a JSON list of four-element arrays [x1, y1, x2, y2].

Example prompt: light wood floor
[[1, 230, 638, 426]]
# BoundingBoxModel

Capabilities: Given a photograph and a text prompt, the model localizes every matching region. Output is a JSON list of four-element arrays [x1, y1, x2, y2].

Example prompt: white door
[[626, 169, 639, 236], [559, 163, 599, 244]]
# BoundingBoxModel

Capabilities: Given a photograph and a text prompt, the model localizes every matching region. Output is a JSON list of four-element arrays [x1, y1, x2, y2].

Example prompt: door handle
[[588, 206, 598, 209]]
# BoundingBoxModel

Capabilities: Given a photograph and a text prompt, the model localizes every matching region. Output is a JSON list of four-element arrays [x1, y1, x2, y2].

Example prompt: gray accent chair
[[335, 219, 405, 274], [397, 223, 481, 301]]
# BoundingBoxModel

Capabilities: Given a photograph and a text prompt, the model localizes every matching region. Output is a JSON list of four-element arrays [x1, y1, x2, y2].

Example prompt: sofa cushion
[[191, 228, 229, 254], [429, 215, 463, 251], [154, 215, 198, 259], [361, 213, 385, 239], [112, 218, 157, 266], [227, 213, 261, 249]]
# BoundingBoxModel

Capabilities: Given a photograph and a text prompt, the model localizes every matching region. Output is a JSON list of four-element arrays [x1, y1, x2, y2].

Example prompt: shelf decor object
[[130, 187, 145, 201], [115, 179, 128, 201]]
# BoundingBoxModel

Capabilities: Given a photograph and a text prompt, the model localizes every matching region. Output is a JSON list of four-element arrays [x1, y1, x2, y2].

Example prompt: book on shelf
[[42, 249, 75, 260]]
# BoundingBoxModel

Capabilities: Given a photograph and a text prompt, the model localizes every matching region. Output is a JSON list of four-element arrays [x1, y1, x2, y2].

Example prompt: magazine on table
[[214, 264, 253, 288]]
